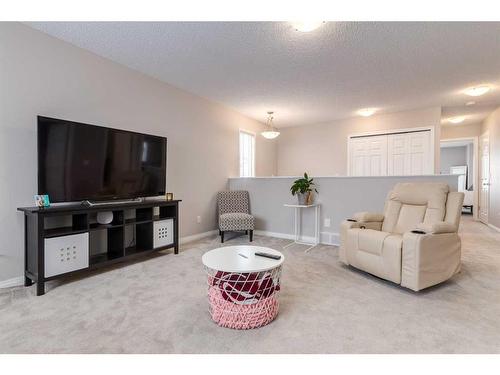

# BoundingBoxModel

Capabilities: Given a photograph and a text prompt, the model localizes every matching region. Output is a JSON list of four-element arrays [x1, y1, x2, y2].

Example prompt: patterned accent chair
[[217, 191, 254, 243]]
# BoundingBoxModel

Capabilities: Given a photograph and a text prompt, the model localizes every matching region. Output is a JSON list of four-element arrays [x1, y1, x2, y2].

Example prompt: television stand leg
[[24, 276, 33, 287], [36, 281, 45, 296]]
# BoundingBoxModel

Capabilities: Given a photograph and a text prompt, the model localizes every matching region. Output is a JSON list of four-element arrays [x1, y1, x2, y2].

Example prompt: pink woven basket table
[[202, 246, 284, 330]]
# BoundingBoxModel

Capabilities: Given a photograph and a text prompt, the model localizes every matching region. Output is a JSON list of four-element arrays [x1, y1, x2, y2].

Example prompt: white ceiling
[[27, 22, 500, 127]]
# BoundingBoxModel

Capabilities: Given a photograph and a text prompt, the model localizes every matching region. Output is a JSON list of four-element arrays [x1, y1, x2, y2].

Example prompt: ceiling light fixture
[[261, 111, 280, 139], [465, 101, 476, 106], [464, 85, 491, 97], [357, 108, 377, 117], [448, 116, 465, 124], [292, 21, 325, 32]]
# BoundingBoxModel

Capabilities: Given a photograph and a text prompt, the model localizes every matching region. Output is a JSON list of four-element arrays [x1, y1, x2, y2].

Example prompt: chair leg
[[245, 230, 248, 235], [221, 231, 224, 243], [219, 229, 222, 235], [249, 230, 253, 242]]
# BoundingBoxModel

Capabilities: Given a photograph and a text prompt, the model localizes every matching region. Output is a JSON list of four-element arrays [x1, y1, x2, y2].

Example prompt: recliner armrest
[[339, 218, 383, 264], [401, 231, 461, 291], [413, 222, 457, 234], [353, 212, 384, 223]]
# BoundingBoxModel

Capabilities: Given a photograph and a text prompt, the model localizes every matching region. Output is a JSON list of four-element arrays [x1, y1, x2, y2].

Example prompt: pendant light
[[261, 111, 280, 139]]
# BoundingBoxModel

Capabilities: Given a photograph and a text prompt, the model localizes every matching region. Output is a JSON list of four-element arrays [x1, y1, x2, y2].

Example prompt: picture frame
[[34, 194, 50, 208]]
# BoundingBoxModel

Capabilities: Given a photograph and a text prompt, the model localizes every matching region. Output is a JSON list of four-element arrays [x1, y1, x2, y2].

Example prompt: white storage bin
[[153, 219, 174, 248], [44, 233, 89, 277]]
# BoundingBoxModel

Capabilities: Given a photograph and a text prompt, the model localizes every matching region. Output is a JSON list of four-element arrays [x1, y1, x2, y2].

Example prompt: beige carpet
[[1, 216, 499, 353]]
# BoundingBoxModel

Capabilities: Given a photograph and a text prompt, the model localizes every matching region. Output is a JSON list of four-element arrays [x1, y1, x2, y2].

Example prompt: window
[[239, 130, 255, 177]]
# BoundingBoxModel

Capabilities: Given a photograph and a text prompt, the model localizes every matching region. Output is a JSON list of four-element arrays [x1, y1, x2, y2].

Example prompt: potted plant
[[290, 172, 318, 205]]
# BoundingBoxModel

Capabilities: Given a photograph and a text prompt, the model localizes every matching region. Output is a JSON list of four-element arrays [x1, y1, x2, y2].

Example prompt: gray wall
[[466, 144, 474, 189], [229, 175, 458, 245], [0, 23, 277, 284], [440, 146, 467, 174]]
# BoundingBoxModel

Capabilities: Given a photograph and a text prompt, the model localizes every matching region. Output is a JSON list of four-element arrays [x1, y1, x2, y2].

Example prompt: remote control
[[255, 252, 281, 260], [411, 230, 426, 234]]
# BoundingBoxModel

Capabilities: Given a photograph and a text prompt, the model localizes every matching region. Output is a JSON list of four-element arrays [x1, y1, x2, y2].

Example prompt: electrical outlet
[[324, 218, 331, 228], [197, 216, 201, 224]]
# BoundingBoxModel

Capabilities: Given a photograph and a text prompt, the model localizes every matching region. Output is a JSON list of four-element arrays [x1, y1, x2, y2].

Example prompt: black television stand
[[18, 199, 181, 296]]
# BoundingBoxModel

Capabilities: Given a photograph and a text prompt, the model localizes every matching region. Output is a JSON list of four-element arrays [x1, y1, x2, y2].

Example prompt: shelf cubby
[[136, 207, 153, 222], [110, 210, 124, 225], [72, 214, 88, 231], [43, 213, 88, 238], [88, 209, 124, 230], [136, 222, 153, 252], [107, 227, 124, 258], [159, 205, 176, 219], [89, 229, 113, 265]]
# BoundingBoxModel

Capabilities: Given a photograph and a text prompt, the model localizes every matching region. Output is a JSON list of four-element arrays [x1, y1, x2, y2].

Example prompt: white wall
[[441, 123, 482, 140], [276, 107, 442, 176], [0, 23, 277, 284], [229, 175, 458, 245]]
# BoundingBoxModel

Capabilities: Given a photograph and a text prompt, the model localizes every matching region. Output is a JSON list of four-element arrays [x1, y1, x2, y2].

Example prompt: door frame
[[479, 132, 490, 224], [347, 126, 435, 176], [440, 136, 479, 221]]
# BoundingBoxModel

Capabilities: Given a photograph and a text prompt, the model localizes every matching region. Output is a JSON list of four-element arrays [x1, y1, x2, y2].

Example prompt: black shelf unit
[[18, 199, 181, 296]]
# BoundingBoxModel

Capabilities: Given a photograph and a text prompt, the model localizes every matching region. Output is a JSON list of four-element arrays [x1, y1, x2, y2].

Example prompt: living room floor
[[1, 216, 499, 354]]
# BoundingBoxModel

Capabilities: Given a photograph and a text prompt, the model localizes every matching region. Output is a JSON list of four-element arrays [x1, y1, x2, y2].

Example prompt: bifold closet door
[[349, 130, 432, 176], [349, 135, 388, 176], [387, 131, 432, 175]]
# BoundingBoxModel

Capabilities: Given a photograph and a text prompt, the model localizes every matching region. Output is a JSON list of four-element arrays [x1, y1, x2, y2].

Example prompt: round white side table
[[202, 246, 284, 329]]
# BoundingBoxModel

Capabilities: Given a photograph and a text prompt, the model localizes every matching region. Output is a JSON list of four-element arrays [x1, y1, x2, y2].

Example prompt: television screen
[[38, 116, 166, 203]]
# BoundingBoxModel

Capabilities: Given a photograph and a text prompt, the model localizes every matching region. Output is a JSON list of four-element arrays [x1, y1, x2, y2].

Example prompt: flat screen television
[[38, 116, 166, 203]]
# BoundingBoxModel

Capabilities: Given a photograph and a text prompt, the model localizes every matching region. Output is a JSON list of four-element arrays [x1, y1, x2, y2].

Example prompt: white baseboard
[[0, 276, 24, 289], [487, 223, 500, 233], [180, 230, 218, 245], [254, 230, 295, 241], [254, 230, 339, 246]]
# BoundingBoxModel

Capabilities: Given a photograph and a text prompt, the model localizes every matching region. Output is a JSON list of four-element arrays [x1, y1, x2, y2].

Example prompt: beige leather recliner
[[340, 183, 464, 291]]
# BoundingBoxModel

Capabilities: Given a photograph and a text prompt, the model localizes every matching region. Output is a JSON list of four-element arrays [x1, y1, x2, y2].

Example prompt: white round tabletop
[[202, 246, 284, 273]]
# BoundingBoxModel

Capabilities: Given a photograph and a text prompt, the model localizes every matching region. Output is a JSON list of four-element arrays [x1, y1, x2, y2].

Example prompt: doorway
[[440, 137, 478, 220]]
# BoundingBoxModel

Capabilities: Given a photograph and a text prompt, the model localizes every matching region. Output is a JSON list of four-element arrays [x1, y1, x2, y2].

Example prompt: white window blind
[[239, 130, 255, 177]]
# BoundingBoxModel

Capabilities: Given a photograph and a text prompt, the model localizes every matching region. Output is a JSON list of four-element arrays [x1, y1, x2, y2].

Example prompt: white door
[[349, 137, 369, 176], [387, 131, 432, 175], [479, 133, 490, 224], [366, 135, 388, 176], [407, 131, 432, 175], [349, 135, 387, 176], [387, 133, 409, 175]]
